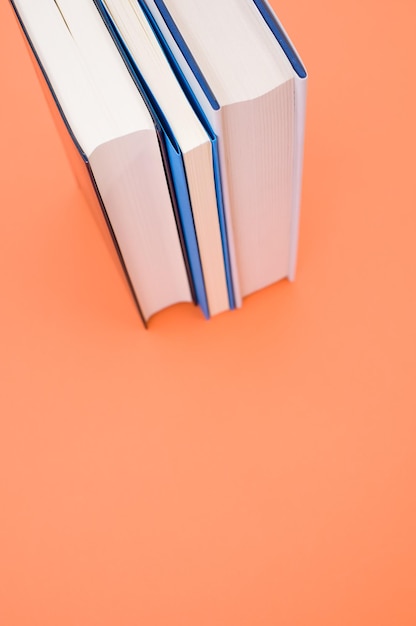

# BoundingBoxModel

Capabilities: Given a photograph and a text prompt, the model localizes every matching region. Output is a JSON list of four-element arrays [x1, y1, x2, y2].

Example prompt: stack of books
[[10, 0, 307, 326]]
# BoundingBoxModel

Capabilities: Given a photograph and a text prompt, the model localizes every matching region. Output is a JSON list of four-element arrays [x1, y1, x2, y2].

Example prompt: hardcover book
[[9, 0, 307, 325]]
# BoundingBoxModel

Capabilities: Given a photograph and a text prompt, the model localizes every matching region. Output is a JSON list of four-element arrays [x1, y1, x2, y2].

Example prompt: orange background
[[1, 1, 415, 624]]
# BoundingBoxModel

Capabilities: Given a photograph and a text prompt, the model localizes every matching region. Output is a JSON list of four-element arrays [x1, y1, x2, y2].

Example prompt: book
[[92, 0, 236, 317], [10, 0, 307, 325], [9, 0, 196, 325], [142, 0, 307, 303]]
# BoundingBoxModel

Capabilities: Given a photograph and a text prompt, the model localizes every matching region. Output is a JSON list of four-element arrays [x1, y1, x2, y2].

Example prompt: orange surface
[[1, 1, 416, 624]]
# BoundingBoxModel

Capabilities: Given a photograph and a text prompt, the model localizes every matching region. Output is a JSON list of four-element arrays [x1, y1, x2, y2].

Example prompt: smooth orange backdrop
[[1, 1, 415, 625]]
